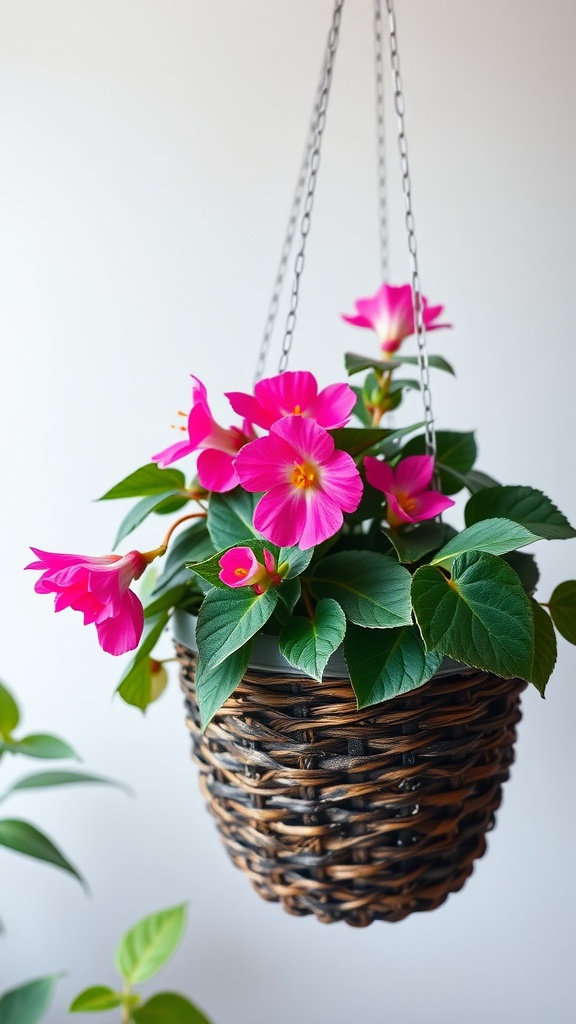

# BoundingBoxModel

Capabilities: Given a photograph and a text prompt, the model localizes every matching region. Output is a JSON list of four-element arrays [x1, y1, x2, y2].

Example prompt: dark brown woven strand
[[177, 642, 525, 926]]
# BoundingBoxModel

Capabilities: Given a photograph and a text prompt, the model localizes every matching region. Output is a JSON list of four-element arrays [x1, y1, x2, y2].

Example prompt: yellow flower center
[[396, 490, 416, 513], [292, 462, 316, 489], [293, 404, 302, 415], [234, 567, 249, 578]]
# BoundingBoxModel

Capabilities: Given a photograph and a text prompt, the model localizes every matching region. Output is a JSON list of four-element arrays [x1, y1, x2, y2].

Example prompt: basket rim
[[173, 607, 467, 681]]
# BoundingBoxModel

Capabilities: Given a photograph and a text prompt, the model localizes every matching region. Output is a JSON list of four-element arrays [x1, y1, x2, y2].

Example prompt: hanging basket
[[176, 612, 525, 926]]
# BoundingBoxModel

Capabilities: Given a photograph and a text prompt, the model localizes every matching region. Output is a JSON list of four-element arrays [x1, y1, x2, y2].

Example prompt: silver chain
[[384, 0, 436, 459], [374, 0, 389, 281], [278, 0, 345, 374], [253, 64, 329, 385]]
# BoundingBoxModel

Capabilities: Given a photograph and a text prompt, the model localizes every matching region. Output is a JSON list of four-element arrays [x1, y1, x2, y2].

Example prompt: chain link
[[253, 63, 329, 385], [374, 0, 389, 281], [384, 0, 436, 460], [278, 0, 345, 374]]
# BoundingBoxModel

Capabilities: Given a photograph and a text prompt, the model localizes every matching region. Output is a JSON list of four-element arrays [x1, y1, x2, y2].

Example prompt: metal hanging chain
[[253, 62, 330, 386], [278, 0, 345, 374], [374, 0, 389, 282], [384, 0, 436, 459]]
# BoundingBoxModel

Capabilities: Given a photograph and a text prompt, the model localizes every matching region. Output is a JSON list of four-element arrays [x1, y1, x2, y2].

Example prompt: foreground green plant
[[69, 904, 212, 1023], [0, 678, 125, 915]]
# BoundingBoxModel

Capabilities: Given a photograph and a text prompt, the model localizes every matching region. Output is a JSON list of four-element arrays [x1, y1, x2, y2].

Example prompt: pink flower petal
[[151, 438, 195, 468], [234, 432, 297, 492], [219, 547, 260, 587], [319, 451, 363, 513], [186, 401, 214, 448], [394, 455, 434, 495], [263, 548, 276, 573], [385, 492, 416, 524], [96, 590, 144, 655], [341, 312, 374, 330], [309, 383, 356, 429], [253, 486, 307, 548], [225, 391, 267, 428], [364, 456, 395, 494], [197, 449, 238, 492], [256, 371, 317, 418], [299, 491, 344, 549], [271, 415, 334, 465], [410, 491, 456, 521]]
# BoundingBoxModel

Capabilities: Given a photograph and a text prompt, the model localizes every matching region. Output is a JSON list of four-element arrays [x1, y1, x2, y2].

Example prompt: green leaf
[[465, 485, 576, 540], [279, 599, 346, 681], [344, 352, 455, 376], [98, 464, 186, 500], [0, 975, 59, 1024], [411, 551, 534, 679], [276, 577, 301, 617], [351, 386, 372, 426], [0, 818, 85, 886], [388, 377, 421, 394], [462, 469, 500, 492], [196, 640, 253, 730], [529, 601, 557, 696], [548, 580, 576, 644], [153, 522, 215, 596], [117, 612, 170, 711], [0, 734, 79, 761], [118, 656, 170, 713], [385, 521, 446, 564], [69, 986, 122, 1013], [431, 518, 541, 568], [401, 430, 477, 495], [502, 550, 540, 594], [115, 904, 187, 986], [144, 585, 191, 618], [278, 545, 314, 578], [1, 770, 129, 801], [132, 992, 213, 1024], [344, 624, 443, 707], [375, 421, 426, 459], [196, 587, 277, 671], [0, 681, 19, 738], [207, 488, 262, 550], [310, 551, 412, 628], [328, 427, 390, 457], [113, 491, 184, 549], [187, 539, 273, 589]]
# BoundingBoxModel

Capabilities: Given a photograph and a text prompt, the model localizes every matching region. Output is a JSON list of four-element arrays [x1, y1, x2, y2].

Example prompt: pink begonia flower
[[364, 454, 455, 528], [342, 282, 451, 354], [152, 375, 254, 493], [26, 548, 147, 656], [234, 415, 363, 549], [225, 370, 355, 432], [219, 546, 281, 595]]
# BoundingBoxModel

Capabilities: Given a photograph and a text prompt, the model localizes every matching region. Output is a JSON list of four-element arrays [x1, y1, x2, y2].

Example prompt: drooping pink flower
[[342, 282, 451, 354], [152, 375, 254, 492], [218, 546, 280, 595], [26, 548, 147, 655], [225, 370, 355, 432], [234, 416, 363, 549], [364, 454, 455, 527]]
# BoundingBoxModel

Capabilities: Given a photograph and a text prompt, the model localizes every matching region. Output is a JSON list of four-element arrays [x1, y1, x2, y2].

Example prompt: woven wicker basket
[[176, 618, 526, 927]]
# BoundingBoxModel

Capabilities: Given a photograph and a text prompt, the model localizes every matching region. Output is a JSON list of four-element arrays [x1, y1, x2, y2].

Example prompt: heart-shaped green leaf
[[411, 551, 534, 679], [344, 624, 443, 707], [431, 518, 540, 568], [465, 485, 576, 540], [310, 551, 412, 628], [207, 489, 261, 550], [279, 599, 346, 681], [529, 601, 557, 696], [195, 588, 277, 671], [196, 641, 253, 730], [548, 580, 576, 644]]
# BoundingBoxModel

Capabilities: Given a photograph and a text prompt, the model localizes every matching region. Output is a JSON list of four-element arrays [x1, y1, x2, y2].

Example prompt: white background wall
[[1, 1, 575, 1021]]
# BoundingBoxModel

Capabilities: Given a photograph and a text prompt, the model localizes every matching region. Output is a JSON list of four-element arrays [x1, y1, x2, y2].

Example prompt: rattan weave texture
[[178, 642, 525, 926]]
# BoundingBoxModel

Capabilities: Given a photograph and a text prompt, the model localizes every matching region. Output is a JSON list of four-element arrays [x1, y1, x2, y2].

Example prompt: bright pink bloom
[[225, 370, 355, 432], [26, 548, 147, 656], [152, 375, 253, 492], [234, 416, 363, 549], [364, 454, 455, 527], [342, 282, 450, 354], [219, 546, 280, 594]]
